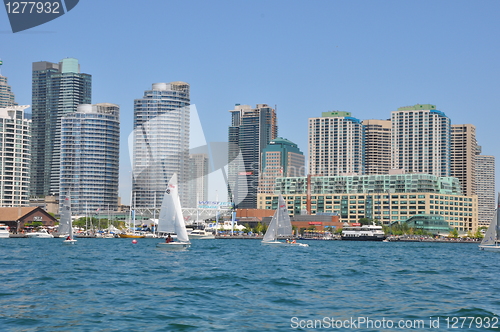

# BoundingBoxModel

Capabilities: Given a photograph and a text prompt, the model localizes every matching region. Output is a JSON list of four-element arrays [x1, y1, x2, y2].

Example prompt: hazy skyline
[[1, 0, 499, 202]]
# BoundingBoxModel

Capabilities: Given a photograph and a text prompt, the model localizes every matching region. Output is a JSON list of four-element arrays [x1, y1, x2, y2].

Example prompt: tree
[[450, 228, 459, 238]]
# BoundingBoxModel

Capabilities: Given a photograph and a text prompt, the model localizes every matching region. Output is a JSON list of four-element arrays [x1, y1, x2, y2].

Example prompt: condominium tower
[[228, 104, 277, 209], [60, 104, 120, 214], [31, 58, 91, 196], [451, 124, 477, 196], [391, 104, 451, 177], [132, 82, 190, 209], [188, 153, 209, 208], [308, 111, 365, 176], [0, 105, 31, 206], [363, 119, 391, 175], [475, 154, 495, 226], [258, 137, 305, 194], [0, 71, 18, 107]]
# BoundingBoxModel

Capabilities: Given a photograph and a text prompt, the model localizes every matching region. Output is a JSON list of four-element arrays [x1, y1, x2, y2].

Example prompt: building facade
[[31, 58, 91, 197], [257, 173, 477, 232], [451, 124, 477, 196], [60, 103, 120, 214], [132, 82, 190, 209], [228, 104, 277, 209], [0, 72, 18, 107], [188, 153, 209, 208], [308, 111, 365, 176], [0, 105, 31, 206], [391, 104, 451, 177], [363, 119, 391, 175], [475, 154, 495, 226], [258, 137, 305, 194]]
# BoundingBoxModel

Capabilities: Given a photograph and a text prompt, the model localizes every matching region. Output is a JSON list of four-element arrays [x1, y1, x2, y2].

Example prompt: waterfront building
[[257, 173, 477, 232], [258, 137, 305, 194], [188, 153, 208, 208], [132, 82, 190, 209], [475, 154, 495, 226], [0, 72, 18, 107], [362, 119, 391, 175], [60, 104, 120, 214], [391, 104, 451, 177], [228, 104, 277, 209], [308, 111, 365, 176], [451, 124, 477, 196], [0, 105, 31, 206], [31, 58, 91, 197]]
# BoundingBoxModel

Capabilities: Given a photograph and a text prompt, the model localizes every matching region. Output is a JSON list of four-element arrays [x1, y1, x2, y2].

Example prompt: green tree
[[450, 228, 459, 238]]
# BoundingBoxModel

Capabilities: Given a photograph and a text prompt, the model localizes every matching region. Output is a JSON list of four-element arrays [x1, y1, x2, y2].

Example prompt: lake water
[[0, 238, 499, 331]]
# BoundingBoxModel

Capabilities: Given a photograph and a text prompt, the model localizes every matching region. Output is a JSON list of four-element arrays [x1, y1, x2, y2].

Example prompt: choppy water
[[0, 238, 499, 331]]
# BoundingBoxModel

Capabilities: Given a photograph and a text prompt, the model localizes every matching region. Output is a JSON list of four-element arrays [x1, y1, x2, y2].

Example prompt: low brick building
[[0, 207, 57, 233]]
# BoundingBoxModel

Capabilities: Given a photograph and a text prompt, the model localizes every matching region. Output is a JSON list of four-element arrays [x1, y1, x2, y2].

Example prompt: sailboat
[[479, 193, 500, 251], [60, 195, 77, 244], [262, 194, 308, 247], [156, 173, 191, 250]]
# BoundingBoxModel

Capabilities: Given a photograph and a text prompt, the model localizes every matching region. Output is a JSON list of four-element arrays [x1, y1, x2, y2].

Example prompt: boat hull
[[118, 233, 145, 239], [156, 242, 191, 250], [479, 245, 500, 252], [63, 239, 77, 244], [261, 241, 309, 247], [341, 235, 386, 241], [26, 233, 54, 238]]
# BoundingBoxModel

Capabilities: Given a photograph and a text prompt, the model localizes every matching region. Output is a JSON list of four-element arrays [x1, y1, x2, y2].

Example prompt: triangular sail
[[481, 193, 500, 246], [157, 173, 190, 243], [59, 195, 71, 235], [263, 194, 292, 242]]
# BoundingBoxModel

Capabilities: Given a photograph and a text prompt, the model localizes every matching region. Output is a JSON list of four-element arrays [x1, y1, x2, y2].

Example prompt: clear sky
[[1, 0, 499, 203]]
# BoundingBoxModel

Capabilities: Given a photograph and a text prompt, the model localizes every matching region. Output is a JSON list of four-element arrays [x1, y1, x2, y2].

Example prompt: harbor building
[[451, 124, 477, 197], [132, 82, 190, 209], [60, 104, 120, 214], [308, 111, 365, 176], [258, 137, 305, 195], [228, 104, 277, 209], [257, 173, 477, 233], [362, 119, 391, 175], [31, 58, 91, 197], [0, 105, 31, 206], [475, 154, 495, 226], [391, 104, 451, 177]]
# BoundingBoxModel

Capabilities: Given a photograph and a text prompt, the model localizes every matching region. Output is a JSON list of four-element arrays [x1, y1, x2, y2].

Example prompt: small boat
[[118, 233, 145, 239], [341, 223, 386, 241], [261, 194, 308, 247], [156, 173, 191, 250], [26, 228, 54, 238], [188, 229, 215, 239], [59, 195, 77, 244], [479, 193, 500, 252], [0, 224, 10, 238]]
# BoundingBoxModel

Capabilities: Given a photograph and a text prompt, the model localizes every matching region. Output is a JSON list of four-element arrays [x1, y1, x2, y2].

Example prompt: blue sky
[[1, 0, 499, 202]]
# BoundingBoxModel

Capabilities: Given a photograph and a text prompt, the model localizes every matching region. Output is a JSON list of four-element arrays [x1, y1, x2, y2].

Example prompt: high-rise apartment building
[[308, 111, 365, 176], [258, 137, 305, 194], [60, 104, 120, 214], [451, 124, 477, 196], [0, 71, 18, 107], [0, 105, 31, 206], [132, 82, 190, 209], [391, 104, 451, 177], [475, 153, 495, 226], [363, 119, 391, 175], [188, 153, 208, 208], [31, 58, 91, 197], [228, 104, 277, 209]]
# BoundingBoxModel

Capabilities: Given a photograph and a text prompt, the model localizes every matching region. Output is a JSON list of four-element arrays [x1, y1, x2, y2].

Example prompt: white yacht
[[188, 229, 215, 239], [0, 224, 10, 238], [341, 223, 386, 241], [26, 228, 54, 238]]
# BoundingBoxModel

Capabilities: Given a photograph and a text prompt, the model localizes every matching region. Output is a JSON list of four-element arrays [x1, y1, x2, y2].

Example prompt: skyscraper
[[132, 82, 190, 209], [308, 111, 365, 176], [228, 104, 277, 209], [60, 104, 120, 214], [0, 70, 18, 107], [31, 58, 91, 197], [188, 153, 209, 208], [391, 104, 451, 177], [475, 153, 495, 226], [0, 105, 31, 206], [258, 137, 305, 194], [363, 119, 391, 175], [451, 124, 477, 196]]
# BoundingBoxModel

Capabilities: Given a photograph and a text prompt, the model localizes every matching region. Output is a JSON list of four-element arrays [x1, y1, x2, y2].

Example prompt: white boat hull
[[26, 233, 54, 238], [479, 245, 500, 252], [63, 239, 77, 244], [261, 240, 309, 247], [156, 242, 191, 250], [0, 232, 9, 238]]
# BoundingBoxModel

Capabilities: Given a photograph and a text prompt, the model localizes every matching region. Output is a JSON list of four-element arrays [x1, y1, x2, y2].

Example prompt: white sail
[[263, 194, 292, 242], [481, 193, 500, 246], [158, 173, 190, 243], [59, 195, 71, 235]]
